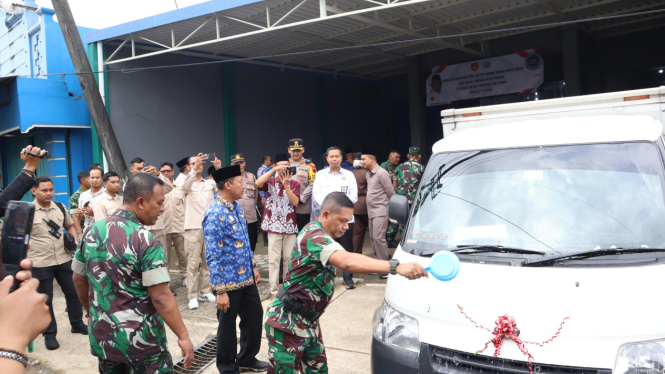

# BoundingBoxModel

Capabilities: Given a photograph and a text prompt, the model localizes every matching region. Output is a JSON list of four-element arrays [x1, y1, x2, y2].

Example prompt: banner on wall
[[426, 48, 544, 106]]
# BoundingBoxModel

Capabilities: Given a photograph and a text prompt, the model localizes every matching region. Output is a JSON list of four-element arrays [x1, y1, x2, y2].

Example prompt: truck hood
[[387, 247, 665, 368]]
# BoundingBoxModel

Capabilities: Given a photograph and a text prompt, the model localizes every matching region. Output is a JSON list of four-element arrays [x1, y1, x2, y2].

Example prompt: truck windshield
[[405, 142, 665, 255]]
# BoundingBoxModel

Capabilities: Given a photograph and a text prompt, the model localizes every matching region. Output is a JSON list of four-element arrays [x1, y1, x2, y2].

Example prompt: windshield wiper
[[450, 245, 546, 255], [521, 248, 665, 267]]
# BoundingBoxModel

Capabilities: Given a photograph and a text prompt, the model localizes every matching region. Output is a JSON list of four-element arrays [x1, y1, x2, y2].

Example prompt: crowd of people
[[0, 139, 427, 374]]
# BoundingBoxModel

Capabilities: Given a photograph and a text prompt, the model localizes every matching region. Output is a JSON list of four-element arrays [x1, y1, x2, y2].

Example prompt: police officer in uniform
[[230, 153, 260, 252], [288, 138, 317, 232]]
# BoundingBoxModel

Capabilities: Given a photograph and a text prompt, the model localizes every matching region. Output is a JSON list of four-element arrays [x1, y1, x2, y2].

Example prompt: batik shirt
[[257, 166, 272, 199], [264, 221, 344, 337], [394, 159, 425, 203], [68, 187, 85, 231], [340, 160, 354, 172], [260, 177, 301, 234], [71, 209, 171, 363], [203, 193, 256, 294]]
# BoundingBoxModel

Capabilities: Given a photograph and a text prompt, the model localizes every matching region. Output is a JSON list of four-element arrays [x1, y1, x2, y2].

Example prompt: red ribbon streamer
[[458, 305, 568, 374]]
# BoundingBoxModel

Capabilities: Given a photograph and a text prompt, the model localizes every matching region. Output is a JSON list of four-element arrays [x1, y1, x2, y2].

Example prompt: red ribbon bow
[[458, 305, 568, 374]]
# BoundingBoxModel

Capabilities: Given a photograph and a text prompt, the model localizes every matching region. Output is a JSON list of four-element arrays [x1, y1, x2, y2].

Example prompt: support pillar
[[562, 25, 582, 97], [315, 77, 327, 162], [222, 63, 236, 164], [407, 56, 426, 148], [86, 42, 105, 168]]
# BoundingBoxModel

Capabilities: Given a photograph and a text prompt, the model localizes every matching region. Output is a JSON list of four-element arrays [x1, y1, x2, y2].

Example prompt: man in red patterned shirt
[[255, 153, 301, 300]]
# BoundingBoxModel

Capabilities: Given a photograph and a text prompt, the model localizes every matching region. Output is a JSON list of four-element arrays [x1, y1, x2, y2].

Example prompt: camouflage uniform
[[380, 161, 399, 236], [68, 187, 85, 232], [264, 221, 345, 374], [72, 209, 173, 373], [394, 159, 425, 203]]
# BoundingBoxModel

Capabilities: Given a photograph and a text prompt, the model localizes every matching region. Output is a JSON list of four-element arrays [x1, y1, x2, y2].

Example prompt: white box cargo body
[[441, 86, 665, 138]]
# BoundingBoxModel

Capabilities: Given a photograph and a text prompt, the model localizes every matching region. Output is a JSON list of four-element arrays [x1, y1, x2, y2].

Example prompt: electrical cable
[[16, 7, 665, 78]]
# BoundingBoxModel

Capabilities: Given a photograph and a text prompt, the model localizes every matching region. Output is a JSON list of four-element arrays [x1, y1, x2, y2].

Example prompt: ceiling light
[[660, 69, 663, 73]]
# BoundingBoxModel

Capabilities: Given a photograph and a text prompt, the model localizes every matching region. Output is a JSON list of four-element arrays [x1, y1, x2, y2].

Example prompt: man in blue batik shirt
[[203, 164, 268, 374], [340, 147, 355, 172]]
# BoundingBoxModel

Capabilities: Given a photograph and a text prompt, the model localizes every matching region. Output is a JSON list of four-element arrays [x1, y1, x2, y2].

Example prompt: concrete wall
[[107, 50, 384, 176], [107, 52, 225, 173], [233, 63, 318, 170]]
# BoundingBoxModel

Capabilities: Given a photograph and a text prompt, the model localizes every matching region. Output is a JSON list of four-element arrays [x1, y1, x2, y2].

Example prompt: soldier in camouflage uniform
[[394, 147, 425, 204], [264, 192, 426, 374], [380, 150, 401, 248], [71, 173, 194, 373], [392, 147, 425, 238]]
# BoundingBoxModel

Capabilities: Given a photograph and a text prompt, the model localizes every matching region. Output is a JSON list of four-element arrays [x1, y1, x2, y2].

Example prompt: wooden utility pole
[[51, 0, 129, 185]]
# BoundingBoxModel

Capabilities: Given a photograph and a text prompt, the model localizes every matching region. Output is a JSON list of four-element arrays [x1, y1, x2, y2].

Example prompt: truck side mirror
[[389, 195, 409, 226]]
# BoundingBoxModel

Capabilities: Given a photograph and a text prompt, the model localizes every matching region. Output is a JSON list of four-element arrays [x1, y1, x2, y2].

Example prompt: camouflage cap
[[409, 147, 421, 155]]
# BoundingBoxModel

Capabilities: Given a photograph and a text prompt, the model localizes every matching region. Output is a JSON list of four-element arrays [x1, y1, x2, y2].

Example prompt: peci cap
[[288, 138, 304, 150], [211, 164, 241, 183], [354, 152, 361, 160], [207, 166, 216, 177], [409, 147, 421, 155], [230, 153, 245, 164], [361, 148, 378, 157], [274, 153, 290, 164], [344, 147, 354, 155], [176, 157, 189, 168], [431, 74, 442, 83]]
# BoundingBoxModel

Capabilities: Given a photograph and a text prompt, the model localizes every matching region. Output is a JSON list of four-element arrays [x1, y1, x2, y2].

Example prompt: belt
[[277, 288, 324, 322]]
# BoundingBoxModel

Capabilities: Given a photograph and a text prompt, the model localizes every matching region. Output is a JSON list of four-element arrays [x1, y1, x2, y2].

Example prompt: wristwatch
[[389, 258, 400, 275]]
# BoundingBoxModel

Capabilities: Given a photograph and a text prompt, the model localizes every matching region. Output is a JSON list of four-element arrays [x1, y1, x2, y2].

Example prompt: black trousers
[[32, 261, 85, 338], [334, 223, 355, 282], [216, 283, 263, 374], [296, 213, 311, 233], [247, 221, 258, 252]]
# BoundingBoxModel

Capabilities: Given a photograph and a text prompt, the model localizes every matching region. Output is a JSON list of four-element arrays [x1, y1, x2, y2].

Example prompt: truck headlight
[[373, 301, 420, 353], [615, 340, 665, 374]]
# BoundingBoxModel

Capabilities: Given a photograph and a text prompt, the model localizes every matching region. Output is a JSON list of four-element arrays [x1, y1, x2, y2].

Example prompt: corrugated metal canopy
[[86, 0, 665, 79]]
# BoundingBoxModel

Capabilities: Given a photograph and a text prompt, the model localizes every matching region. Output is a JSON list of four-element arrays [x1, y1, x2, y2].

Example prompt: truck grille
[[429, 346, 612, 374]]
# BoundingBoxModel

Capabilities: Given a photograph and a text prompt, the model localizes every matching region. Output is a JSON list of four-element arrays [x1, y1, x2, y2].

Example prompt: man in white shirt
[[92, 172, 123, 222], [78, 168, 106, 231], [312, 146, 358, 289]]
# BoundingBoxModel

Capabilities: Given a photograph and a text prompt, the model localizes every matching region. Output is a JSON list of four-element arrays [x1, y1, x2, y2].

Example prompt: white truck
[[372, 86, 665, 374]]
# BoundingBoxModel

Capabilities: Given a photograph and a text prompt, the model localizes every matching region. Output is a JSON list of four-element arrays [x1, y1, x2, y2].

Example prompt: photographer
[[0, 146, 45, 280], [29, 177, 87, 351]]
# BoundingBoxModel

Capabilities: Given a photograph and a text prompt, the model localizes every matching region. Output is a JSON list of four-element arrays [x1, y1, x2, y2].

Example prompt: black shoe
[[379, 274, 388, 280], [344, 279, 356, 289], [45, 336, 60, 350], [71, 324, 89, 335], [240, 359, 269, 372]]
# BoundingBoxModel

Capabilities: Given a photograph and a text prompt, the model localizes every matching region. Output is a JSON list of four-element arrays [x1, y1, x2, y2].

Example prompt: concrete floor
[[25, 231, 392, 374]]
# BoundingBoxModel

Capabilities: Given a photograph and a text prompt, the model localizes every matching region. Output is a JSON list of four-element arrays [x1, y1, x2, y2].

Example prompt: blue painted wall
[[0, 81, 21, 132], [0, 6, 94, 203]]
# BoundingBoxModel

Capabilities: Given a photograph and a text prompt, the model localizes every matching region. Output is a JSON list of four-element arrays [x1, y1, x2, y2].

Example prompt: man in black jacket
[[0, 145, 45, 279]]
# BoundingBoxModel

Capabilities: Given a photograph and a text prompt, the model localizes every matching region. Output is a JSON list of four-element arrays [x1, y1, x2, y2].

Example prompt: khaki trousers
[[166, 232, 187, 277], [184, 229, 212, 300], [368, 215, 389, 261], [267, 232, 296, 295], [149, 229, 168, 263]]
